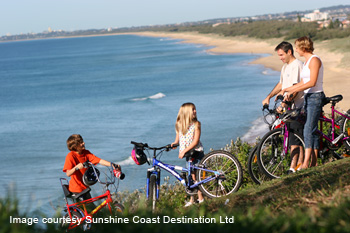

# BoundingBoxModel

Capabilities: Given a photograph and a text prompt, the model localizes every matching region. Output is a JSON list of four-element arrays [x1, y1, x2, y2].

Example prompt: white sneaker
[[198, 199, 204, 204], [286, 168, 295, 175], [184, 201, 194, 207]]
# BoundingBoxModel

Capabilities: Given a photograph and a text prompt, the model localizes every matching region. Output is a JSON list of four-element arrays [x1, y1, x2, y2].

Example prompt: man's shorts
[[289, 121, 304, 146]]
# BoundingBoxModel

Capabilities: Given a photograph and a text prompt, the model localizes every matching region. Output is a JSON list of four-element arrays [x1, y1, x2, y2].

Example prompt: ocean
[[0, 34, 278, 215]]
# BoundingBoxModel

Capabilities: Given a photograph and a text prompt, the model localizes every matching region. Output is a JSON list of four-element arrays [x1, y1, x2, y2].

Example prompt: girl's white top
[[179, 122, 203, 153]]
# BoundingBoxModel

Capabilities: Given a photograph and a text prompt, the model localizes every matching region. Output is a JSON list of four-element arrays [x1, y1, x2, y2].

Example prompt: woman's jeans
[[303, 92, 325, 149]]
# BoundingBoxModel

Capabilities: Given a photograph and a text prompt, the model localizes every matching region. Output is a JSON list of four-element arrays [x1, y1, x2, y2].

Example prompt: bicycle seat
[[323, 95, 343, 106], [71, 188, 91, 200], [184, 150, 195, 159], [61, 183, 91, 200]]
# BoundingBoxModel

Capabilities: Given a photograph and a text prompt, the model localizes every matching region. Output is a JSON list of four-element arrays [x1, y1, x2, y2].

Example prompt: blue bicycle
[[131, 141, 242, 210]]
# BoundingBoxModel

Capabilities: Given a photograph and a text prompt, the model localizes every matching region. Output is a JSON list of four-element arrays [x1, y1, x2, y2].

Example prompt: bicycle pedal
[[185, 187, 198, 196], [332, 151, 343, 160], [217, 174, 226, 180]]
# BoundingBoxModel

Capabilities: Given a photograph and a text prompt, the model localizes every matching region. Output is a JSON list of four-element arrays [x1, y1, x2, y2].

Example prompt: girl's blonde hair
[[175, 103, 198, 135], [295, 36, 314, 53]]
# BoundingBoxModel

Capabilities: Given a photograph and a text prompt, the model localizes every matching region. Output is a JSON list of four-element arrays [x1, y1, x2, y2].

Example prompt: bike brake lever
[[276, 95, 284, 101], [165, 143, 179, 151]]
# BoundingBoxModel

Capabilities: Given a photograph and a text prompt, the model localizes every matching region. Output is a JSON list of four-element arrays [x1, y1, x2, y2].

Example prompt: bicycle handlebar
[[131, 141, 178, 151], [83, 162, 124, 185], [263, 94, 295, 113], [276, 94, 284, 101]]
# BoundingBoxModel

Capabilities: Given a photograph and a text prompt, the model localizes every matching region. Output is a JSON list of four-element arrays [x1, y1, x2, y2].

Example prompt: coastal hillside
[[3, 152, 350, 232], [1, 5, 349, 42]]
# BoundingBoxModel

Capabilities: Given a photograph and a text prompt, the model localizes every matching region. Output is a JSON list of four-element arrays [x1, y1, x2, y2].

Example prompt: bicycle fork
[[146, 167, 160, 200]]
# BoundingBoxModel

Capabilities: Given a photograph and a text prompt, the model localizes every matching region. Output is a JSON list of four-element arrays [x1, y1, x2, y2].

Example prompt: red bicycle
[[60, 162, 124, 231]]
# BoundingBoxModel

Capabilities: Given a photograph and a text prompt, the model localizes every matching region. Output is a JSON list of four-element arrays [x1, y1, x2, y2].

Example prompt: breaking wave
[[115, 156, 135, 166], [241, 117, 270, 143], [131, 92, 166, 101]]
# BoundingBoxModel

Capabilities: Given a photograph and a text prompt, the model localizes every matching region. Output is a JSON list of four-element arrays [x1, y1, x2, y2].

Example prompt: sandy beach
[[130, 31, 350, 112]]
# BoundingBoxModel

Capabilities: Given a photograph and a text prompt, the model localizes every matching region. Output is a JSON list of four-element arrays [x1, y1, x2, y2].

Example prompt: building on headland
[[342, 20, 350, 28], [301, 8, 350, 29], [301, 9, 329, 22], [212, 19, 232, 27]]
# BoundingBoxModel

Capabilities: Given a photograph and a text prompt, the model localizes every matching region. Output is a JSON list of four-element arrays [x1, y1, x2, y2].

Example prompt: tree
[[328, 20, 334, 29]]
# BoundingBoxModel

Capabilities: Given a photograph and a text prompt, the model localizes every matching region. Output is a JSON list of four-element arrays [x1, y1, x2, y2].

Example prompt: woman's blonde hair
[[175, 103, 198, 135], [295, 36, 314, 53]]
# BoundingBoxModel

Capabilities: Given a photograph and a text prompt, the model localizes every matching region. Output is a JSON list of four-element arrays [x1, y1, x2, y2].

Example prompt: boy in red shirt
[[63, 134, 121, 200]]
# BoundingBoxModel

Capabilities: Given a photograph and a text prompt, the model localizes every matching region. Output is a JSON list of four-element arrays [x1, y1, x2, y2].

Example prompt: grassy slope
[[92, 157, 350, 233], [221, 157, 350, 212], [2, 157, 350, 232]]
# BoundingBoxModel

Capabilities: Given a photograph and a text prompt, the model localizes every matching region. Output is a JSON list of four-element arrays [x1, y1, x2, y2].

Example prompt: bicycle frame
[[63, 186, 114, 230], [279, 102, 349, 161], [281, 123, 290, 158], [146, 155, 221, 200], [317, 106, 350, 145]]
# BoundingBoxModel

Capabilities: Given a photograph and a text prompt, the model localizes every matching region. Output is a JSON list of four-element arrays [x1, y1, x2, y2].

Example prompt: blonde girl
[[171, 103, 204, 207]]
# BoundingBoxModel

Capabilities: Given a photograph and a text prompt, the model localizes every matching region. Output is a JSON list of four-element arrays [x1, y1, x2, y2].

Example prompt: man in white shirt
[[262, 41, 304, 174]]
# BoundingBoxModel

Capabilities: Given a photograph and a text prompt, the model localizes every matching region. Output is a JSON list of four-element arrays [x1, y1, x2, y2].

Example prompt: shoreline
[[129, 31, 350, 111], [4, 31, 348, 109]]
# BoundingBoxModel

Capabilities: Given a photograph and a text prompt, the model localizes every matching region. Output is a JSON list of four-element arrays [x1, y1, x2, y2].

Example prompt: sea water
[[0, 34, 279, 214]]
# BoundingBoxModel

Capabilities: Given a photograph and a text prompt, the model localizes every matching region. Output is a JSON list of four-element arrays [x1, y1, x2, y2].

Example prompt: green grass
[[3, 143, 350, 232]]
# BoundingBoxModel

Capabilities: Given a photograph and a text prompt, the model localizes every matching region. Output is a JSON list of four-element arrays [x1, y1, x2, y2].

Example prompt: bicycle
[[60, 162, 124, 231], [257, 94, 350, 179], [317, 95, 350, 159], [130, 141, 243, 210], [247, 96, 286, 184]]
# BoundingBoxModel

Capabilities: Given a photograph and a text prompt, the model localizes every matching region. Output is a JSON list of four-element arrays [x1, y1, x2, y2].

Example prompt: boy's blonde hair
[[175, 103, 198, 135], [67, 134, 83, 151]]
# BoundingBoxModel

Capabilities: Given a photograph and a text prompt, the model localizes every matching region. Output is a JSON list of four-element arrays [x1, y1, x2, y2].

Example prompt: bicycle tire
[[340, 109, 350, 150], [196, 150, 242, 198], [257, 128, 305, 179], [247, 144, 270, 184], [112, 201, 124, 214], [62, 208, 90, 231], [148, 175, 157, 211]]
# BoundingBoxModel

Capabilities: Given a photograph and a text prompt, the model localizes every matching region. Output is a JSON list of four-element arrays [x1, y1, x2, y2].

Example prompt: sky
[[1, 0, 349, 36]]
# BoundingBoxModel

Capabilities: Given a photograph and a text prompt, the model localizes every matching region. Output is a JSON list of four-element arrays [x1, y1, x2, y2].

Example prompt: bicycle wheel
[[196, 150, 242, 198], [148, 175, 157, 210], [319, 115, 345, 163], [112, 201, 124, 214], [257, 128, 305, 179], [247, 144, 270, 184], [340, 110, 350, 150], [62, 208, 90, 231]]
